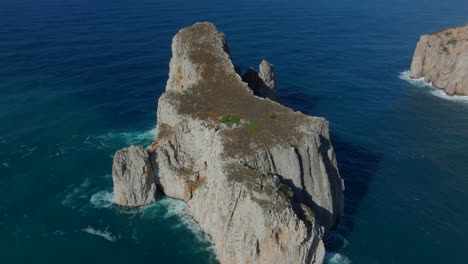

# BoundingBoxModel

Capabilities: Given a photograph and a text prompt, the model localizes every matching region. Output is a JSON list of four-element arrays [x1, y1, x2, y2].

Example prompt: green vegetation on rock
[[230, 115, 241, 124], [246, 123, 261, 132], [219, 114, 241, 125], [219, 114, 231, 123]]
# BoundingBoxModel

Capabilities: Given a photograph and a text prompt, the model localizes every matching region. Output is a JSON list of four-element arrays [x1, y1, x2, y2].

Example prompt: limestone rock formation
[[112, 145, 157, 206], [112, 22, 344, 264], [242, 60, 279, 101], [410, 24, 468, 95]]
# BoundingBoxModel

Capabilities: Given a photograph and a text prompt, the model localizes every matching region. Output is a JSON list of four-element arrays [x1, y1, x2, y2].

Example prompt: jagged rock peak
[[112, 145, 157, 206], [410, 24, 468, 95], [242, 60, 279, 102], [165, 22, 250, 94]]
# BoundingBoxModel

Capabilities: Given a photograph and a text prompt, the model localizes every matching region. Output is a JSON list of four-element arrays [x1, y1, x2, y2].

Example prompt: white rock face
[[410, 25, 468, 95], [113, 22, 344, 264], [112, 145, 157, 206], [150, 105, 330, 264]]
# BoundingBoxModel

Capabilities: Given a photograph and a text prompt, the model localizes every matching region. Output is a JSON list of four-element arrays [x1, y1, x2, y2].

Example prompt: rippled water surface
[[1, 0, 467, 263]]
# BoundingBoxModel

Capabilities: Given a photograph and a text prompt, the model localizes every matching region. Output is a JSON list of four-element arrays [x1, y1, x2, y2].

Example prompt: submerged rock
[[113, 22, 344, 264], [112, 145, 157, 206], [410, 24, 468, 95]]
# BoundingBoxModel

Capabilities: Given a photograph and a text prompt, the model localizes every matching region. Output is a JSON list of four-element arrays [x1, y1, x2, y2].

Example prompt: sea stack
[[410, 24, 468, 95], [242, 60, 279, 101], [112, 22, 344, 264], [112, 145, 157, 206]]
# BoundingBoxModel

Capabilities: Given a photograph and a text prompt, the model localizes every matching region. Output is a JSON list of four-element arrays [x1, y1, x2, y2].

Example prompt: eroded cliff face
[[113, 22, 344, 264], [410, 25, 468, 95]]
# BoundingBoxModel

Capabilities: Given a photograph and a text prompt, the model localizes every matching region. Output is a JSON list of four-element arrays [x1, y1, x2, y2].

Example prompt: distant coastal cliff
[[410, 24, 468, 95], [112, 22, 344, 264]]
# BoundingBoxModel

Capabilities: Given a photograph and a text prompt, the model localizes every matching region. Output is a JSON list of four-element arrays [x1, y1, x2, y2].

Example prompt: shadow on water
[[280, 86, 382, 250], [324, 135, 383, 250], [280, 85, 382, 252], [280, 84, 321, 113]]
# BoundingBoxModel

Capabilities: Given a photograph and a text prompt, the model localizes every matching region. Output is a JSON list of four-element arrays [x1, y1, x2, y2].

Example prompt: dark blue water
[[1, 0, 467, 263]]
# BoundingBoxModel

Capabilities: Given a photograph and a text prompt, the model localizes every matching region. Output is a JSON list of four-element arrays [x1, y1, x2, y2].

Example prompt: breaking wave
[[399, 70, 433, 88], [82, 226, 119, 242], [104, 128, 156, 146], [399, 70, 468, 103], [429, 89, 468, 103], [90, 190, 115, 208], [141, 198, 214, 250], [85, 128, 156, 150], [325, 252, 351, 264]]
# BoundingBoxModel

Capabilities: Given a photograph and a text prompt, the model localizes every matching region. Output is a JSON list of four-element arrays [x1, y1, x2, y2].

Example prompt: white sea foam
[[105, 128, 156, 145], [90, 190, 115, 208], [325, 252, 351, 264], [82, 226, 119, 242], [141, 198, 215, 250], [20, 146, 38, 159], [53, 147, 66, 157], [430, 89, 468, 102], [399, 70, 433, 87], [52, 230, 66, 236], [61, 178, 91, 208], [399, 70, 468, 103], [40, 230, 67, 237], [87, 128, 156, 150]]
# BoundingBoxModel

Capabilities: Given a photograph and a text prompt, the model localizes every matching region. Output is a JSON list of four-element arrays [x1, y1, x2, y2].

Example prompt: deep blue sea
[[1, 0, 468, 263]]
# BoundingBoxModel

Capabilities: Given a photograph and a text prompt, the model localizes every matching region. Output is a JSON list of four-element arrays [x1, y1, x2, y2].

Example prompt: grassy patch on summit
[[246, 123, 261, 132]]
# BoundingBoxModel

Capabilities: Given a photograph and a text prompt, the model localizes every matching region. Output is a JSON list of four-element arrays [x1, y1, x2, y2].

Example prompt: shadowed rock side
[[242, 60, 279, 101], [410, 24, 468, 95], [112, 22, 344, 264]]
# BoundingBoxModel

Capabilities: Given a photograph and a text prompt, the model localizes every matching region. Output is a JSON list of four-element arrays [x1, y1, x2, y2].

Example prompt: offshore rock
[[410, 24, 468, 95], [151, 22, 343, 263], [112, 145, 157, 206], [242, 60, 279, 101], [114, 22, 344, 264]]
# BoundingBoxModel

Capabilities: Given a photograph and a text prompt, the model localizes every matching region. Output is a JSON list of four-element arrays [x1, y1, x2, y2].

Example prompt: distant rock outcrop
[[410, 25, 468, 95], [112, 22, 344, 264], [112, 145, 157, 206]]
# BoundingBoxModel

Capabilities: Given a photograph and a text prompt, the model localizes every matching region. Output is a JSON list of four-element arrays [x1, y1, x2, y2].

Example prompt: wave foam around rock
[[400, 70, 468, 103], [141, 198, 214, 246], [324, 252, 351, 264], [90, 190, 115, 208]]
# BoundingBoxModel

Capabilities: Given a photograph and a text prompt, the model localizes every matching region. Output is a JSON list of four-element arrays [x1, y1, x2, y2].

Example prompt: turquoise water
[[1, 0, 467, 263]]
